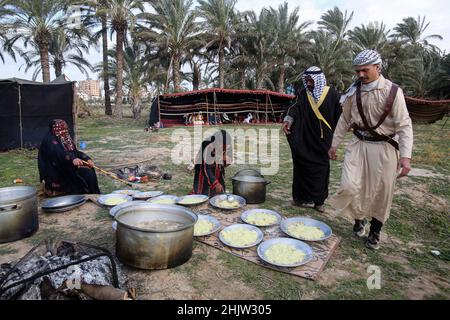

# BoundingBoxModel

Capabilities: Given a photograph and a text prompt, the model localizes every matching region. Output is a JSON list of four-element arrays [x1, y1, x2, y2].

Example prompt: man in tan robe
[[328, 49, 413, 250]]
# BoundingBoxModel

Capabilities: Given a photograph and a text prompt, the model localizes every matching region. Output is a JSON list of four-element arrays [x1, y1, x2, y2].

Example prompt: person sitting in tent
[[38, 119, 100, 196], [191, 130, 233, 196], [243, 113, 253, 124]]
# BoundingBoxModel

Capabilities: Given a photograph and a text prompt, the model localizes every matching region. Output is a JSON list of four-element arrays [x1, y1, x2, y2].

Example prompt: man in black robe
[[282, 67, 342, 212], [191, 130, 233, 196], [38, 119, 100, 196]]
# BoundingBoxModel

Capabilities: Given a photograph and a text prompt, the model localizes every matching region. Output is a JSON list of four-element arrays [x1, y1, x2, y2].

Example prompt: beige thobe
[[329, 76, 413, 223]]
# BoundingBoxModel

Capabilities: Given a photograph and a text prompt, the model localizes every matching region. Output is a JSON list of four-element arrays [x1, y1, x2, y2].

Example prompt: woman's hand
[[86, 159, 94, 167], [215, 184, 224, 193], [282, 121, 292, 135], [73, 158, 83, 167]]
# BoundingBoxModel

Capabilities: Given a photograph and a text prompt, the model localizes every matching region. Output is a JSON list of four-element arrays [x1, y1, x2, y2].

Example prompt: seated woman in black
[[38, 119, 100, 196], [191, 130, 233, 196]]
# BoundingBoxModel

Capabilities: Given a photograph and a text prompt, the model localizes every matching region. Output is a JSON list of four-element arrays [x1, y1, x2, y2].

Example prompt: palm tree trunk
[[218, 47, 225, 88], [193, 62, 200, 90], [277, 65, 285, 93], [38, 42, 51, 83], [173, 54, 181, 91], [54, 59, 62, 78], [114, 29, 125, 118], [101, 13, 112, 116], [239, 70, 246, 89]]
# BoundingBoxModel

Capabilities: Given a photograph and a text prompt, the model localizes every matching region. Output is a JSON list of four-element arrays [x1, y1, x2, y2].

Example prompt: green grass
[[1, 117, 448, 299]]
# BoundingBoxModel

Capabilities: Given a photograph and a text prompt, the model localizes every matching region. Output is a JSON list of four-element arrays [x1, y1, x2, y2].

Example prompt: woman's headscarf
[[50, 119, 75, 152], [196, 130, 233, 166]]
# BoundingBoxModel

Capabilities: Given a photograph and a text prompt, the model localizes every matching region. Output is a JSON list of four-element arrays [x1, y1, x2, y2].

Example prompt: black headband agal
[[304, 70, 323, 75]]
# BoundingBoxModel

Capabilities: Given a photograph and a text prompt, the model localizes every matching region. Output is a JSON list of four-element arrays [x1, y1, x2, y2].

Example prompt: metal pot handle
[[0, 204, 21, 212], [266, 181, 271, 185]]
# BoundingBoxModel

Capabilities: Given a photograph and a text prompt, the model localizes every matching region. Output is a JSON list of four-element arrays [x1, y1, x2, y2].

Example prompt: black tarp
[[0, 77, 75, 151]]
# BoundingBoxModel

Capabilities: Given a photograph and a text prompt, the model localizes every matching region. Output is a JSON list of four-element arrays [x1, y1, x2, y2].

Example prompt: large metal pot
[[231, 175, 271, 204], [114, 203, 197, 270], [0, 186, 39, 243]]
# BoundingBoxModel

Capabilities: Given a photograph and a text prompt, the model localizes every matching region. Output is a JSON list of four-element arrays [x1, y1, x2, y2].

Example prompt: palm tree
[[19, 26, 93, 80], [390, 16, 443, 50], [77, 0, 114, 115], [318, 6, 353, 45], [242, 9, 277, 89], [95, 0, 145, 117], [139, 0, 200, 92], [268, 2, 311, 92], [348, 22, 390, 52], [3, 0, 69, 82], [197, 0, 237, 88]]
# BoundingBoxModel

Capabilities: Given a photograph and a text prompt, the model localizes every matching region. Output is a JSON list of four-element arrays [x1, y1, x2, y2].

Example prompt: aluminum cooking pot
[[0, 186, 39, 243], [114, 203, 197, 270], [231, 175, 270, 204]]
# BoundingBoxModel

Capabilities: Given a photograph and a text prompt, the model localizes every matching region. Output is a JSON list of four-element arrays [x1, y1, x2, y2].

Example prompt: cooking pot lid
[[0, 186, 37, 203], [231, 175, 268, 183], [233, 169, 263, 178]]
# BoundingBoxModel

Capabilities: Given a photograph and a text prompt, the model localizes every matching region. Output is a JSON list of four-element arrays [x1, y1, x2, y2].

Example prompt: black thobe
[[38, 132, 100, 195], [285, 88, 342, 205]]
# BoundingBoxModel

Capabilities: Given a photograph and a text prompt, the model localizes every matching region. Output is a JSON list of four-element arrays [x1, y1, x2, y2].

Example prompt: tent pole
[[18, 84, 23, 149], [265, 93, 268, 124], [205, 93, 209, 125], [213, 89, 217, 126], [72, 82, 78, 146]]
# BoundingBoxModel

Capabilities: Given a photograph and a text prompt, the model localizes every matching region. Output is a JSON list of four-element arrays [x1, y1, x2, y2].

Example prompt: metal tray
[[280, 217, 332, 242], [112, 189, 138, 196], [209, 194, 246, 210], [219, 224, 263, 249], [132, 191, 164, 200], [41, 195, 86, 209], [193, 215, 221, 237], [241, 208, 282, 227], [109, 200, 148, 217], [257, 237, 314, 267], [42, 198, 87, 213], [146, 195, 179, 205], [177, 195, 209, 207], [98, 194, 133, 207]]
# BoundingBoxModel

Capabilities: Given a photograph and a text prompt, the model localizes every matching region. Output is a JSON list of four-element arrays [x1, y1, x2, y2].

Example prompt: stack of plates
[[41, 195, 87, 213]]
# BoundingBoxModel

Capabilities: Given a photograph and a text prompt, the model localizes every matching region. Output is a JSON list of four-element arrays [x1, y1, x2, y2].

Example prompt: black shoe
[[366, 230, 381, 250], [353, 218, 367, 238]]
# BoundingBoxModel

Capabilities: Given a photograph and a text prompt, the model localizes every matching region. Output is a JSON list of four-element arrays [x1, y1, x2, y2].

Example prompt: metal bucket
[[114, 203, 197, 270], [0, 186, 39, 243]]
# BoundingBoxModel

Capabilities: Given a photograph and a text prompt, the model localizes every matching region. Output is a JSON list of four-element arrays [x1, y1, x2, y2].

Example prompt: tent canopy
[[0, 77, 75, 151], [149, 88, 296, 127]]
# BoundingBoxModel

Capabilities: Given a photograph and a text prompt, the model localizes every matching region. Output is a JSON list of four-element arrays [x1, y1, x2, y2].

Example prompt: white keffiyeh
[[353, 49, 382, 66], [302, 66, 327, 102]]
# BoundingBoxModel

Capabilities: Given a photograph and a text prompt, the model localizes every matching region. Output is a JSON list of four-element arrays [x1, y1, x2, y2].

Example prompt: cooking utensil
[[98, 194, 132, 207], [193, 215, 221, 237], [241, 208, 282, 227], [0, 186, 38, 243], [257, 237, 314, 267], [280, 217, 332, 242], [209, 194, 246, 210], [231, 175, 270, 204], [219, 224, 264, 249], [41, 195, 86, 209], [176, 195, 209, 207], [114, 203, 197, 270], [81, 160, 134, 187]]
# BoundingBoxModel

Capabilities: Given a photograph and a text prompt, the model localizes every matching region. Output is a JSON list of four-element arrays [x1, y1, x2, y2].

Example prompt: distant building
[[78, 79, 100, 98]]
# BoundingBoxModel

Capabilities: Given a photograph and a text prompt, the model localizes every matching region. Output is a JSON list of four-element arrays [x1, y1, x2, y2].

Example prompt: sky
[[1, 0, 449, 82]]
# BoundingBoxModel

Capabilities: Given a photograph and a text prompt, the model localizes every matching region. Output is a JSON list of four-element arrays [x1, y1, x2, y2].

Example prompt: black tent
[[0, 77, 75, 151], [148, 88, 296, 127]]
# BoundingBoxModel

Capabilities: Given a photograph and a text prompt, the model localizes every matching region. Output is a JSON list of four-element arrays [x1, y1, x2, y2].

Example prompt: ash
[[0, 241, 126, 300]]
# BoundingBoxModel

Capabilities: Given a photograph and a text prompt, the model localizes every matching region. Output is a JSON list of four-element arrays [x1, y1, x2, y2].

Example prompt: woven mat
[[192, 204, 340, 281]]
